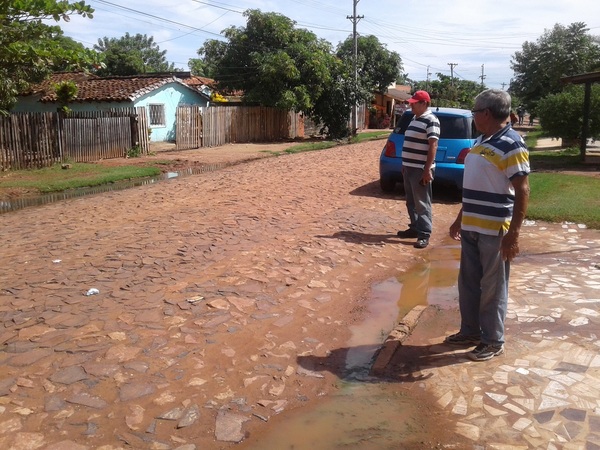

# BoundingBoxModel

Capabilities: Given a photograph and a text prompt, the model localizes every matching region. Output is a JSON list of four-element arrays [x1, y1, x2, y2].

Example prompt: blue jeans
[[457, 230, 510, 346], [402, 166, 433, 239]]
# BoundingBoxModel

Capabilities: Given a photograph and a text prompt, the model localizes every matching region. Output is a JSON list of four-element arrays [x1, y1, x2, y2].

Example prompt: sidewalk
[[534, 136, 600, 161], [376, 221, 600, 448]]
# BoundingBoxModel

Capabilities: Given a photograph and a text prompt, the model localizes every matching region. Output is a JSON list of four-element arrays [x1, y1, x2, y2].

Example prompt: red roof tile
[[25, 72, 206, 103], [183, 76, 217, 89], [25, 72, 99, 95]]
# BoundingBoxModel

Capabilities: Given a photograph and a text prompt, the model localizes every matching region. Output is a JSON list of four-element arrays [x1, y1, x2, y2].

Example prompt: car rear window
[[393, 111, 477, 139]]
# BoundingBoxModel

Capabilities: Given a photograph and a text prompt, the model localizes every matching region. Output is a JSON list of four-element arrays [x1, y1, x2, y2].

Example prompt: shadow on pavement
[[350, 180, 462, 204], [315, 230, 417, 246]]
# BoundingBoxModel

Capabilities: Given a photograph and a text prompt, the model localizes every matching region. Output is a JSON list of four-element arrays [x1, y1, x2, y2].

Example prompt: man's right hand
[[449, 220, 461, 241]]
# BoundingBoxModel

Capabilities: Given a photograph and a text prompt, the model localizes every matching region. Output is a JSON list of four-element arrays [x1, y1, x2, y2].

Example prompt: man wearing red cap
[[397, 90, 440, 249]]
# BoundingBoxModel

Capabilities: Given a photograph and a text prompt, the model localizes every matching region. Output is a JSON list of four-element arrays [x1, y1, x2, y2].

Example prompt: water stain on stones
[[241, 244, 463, 449]]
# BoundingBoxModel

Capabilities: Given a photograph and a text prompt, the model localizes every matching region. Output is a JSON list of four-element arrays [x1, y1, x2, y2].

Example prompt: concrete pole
[[347, 0, 363, 134]]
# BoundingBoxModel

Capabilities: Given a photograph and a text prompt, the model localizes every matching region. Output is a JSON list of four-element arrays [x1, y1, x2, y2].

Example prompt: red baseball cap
[[407, 90, 431, 103]]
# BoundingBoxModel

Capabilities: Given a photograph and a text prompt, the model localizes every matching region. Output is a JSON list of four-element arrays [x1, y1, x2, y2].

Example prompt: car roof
[[403, 107, 472, 117]]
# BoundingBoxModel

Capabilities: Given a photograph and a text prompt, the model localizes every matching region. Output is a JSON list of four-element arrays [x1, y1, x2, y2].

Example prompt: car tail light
[[384, 141, 396, 157], [456, 148, 471, 164]]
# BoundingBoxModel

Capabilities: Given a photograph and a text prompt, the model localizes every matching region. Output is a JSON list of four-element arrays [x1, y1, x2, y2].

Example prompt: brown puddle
[[240, 242, 462, 449]]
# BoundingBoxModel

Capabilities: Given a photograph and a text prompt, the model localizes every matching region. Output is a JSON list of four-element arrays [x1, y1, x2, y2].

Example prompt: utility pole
[[448, 63, 458, 87], [479, 64, 486, 88], [501, 82, 506, 90], [426, 65, 431, 91], [347, 0, 363, 134]]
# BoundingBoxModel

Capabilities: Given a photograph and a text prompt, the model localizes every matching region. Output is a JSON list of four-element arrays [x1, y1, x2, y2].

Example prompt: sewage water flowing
[[240, 244, 461, 449]]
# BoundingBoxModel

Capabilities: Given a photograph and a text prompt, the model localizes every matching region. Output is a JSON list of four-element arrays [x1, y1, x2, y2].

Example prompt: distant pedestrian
[[509, 111, 518, 126], [445, 88, 530, 362], [517, 106, 525, 125], [396, 90, 439, 249]]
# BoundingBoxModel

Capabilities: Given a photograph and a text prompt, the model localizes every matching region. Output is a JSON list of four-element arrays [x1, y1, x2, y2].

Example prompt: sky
[[58, 0, 600, 90]]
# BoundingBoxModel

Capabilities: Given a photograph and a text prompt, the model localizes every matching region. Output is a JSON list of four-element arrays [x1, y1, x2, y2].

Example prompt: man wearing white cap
[[397, 90, 439, 249]]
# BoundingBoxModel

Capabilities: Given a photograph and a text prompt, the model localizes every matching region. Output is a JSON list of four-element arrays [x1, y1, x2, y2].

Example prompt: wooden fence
[[176, 105, 302, 149], [0, 108, 149, 170], [1, 104, 362, 170], [201, 105, 301, 148], [176, 105, 202, 151], [0, 112, 60, 170]]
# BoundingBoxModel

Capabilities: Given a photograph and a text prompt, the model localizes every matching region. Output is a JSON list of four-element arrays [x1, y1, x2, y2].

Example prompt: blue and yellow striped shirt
[[461, 125, 530, 236]]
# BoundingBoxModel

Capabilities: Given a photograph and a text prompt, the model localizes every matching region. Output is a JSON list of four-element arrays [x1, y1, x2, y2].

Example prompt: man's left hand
[[501, 231, 520, 262]]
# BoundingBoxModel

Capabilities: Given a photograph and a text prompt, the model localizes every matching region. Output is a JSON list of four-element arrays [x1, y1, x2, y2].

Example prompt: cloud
[[57, 0, 600, 88]]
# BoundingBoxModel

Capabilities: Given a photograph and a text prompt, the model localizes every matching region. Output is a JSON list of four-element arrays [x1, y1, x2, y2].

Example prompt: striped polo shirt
[[461, 125, 530, 236], [401, 110, 440, 169]]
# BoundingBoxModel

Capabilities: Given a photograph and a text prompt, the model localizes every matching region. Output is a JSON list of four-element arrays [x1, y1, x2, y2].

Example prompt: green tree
[[52, 35, 98, 71], [53, 80, 78, 112], [0, 0, 96, 114], [207, 10, 403, 138], [94, 33, 177, 76], [336, 35, 402, 94], [308, 57, 355, 138], [537, 84, 600, 146], [510, 22, 600, 114], [410, 75, 483, 108], [214, 9, 335, 113], [188, 40, 227, 78]]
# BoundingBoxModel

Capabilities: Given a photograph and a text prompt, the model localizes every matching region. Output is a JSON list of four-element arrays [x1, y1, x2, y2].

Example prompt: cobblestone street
[[1, 139, 599, 449]]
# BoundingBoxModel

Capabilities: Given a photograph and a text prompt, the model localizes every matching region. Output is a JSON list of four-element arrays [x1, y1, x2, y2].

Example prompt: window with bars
[[148, 104, 166, 126]]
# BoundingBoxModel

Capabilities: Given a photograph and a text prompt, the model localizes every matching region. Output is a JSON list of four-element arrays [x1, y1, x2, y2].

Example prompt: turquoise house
[[13, 72, 211, 142]]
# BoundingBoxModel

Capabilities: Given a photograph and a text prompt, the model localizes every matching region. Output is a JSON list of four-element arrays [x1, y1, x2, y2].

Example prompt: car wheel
[[380, 177, 396, 192]]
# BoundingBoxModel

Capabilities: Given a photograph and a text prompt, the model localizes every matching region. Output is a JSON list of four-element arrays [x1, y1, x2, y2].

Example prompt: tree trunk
[[561, 137, 579, 148]]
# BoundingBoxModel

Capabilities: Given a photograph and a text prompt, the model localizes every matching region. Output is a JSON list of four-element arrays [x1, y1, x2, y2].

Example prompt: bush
[[126, 145, 142, 158], [537, 84, 600, 142]]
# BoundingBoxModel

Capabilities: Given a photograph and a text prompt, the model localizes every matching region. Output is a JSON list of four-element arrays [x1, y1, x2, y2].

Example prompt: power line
[[448, 63, 458, 86], [190, 0, 244, 15], [92, 0, 224, 39]]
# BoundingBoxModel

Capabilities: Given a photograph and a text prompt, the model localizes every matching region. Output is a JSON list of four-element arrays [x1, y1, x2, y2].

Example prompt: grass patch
[[526, 133, 600, 228], [530, 147, 584, 170], [0, 163, 160, 194], [523, 128, 543, 149], [351, 130, 391, 143], [528, 172, 600, 228], [283, 141, 338, 154]]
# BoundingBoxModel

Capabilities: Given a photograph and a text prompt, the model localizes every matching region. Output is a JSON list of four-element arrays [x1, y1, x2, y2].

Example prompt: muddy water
[[240, 242, 462, 449], [0, 165, 228, 214]]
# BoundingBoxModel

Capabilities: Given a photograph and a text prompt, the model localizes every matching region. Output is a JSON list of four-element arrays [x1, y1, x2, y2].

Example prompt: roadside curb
[[370, 304, 430, 376]]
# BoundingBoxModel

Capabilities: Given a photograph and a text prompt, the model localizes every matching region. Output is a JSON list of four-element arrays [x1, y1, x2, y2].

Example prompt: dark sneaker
[[397, 228, 418, 238], [468, 343, 504, 361], [444, 333, 480, 346], [414, 238, 429, 249]]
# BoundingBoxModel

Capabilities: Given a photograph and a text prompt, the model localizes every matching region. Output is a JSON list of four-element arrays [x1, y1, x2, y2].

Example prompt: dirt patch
[[0, 142, 305, 200], [96, 141, 304, 172]]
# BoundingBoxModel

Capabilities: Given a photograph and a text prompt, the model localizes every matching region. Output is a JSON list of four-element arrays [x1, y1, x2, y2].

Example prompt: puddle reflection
[[243, 243, 462, 449], [239, 383, 426, 450]]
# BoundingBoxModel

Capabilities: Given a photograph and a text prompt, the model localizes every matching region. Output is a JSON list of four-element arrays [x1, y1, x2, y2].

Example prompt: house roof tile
[[183, 76, 217, 89], [26, 72, 208, 103]]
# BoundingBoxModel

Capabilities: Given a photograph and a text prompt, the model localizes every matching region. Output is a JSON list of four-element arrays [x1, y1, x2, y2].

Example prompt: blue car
[[379, 107, 478, 191]]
